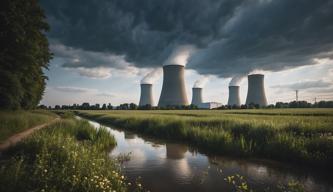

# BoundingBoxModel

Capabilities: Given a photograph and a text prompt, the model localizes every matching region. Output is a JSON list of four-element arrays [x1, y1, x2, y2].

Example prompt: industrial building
[[198, 102, 222, 109]]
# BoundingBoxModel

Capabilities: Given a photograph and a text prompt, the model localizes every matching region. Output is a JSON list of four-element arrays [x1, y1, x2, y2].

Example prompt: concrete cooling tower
[[166, 143, 188, 159], [228, 86, 241, 106], [139, 83, 154, 106], [158, 65, 189, 107], [191, 88, 203, 106], [245, 74, 268, 106]]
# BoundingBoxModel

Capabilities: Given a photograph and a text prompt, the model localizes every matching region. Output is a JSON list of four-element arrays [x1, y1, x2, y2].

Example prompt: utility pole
[[295, 90, 298, 102]]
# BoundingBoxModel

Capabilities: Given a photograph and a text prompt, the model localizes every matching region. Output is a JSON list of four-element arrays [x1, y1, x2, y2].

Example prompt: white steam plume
[[140, 68, 162, 84], [164, 45, 196, 66], [249, 69, 266, 75], [193, 76, 209, 88], [229, 75, 244, 86]]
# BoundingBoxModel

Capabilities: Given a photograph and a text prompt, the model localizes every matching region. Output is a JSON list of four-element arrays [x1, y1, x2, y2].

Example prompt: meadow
[[77, 109, 333, 171], [0, 114, 142, 192], [0, 110, 57, 142]]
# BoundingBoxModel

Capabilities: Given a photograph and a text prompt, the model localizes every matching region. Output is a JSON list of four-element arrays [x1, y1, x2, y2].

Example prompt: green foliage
[[224, 174, 251, 192], [0, 110, 56, 142], [0, 71, 24, 109], [0, 119, 140, 192], [0, 0, 52, 109], [53, 110, 75, 119], [77, 109, 333, 171], [223, 174, 305, 192]]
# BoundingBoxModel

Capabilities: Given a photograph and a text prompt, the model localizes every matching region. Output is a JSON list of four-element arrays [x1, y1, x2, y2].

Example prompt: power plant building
[[228, 86, 241, 106], [158, 65, 189, 107], [191, 87, 203, 106], [198, 102, 222, 109], [139, 83, 154, 106], [245, 74, 268, 106]]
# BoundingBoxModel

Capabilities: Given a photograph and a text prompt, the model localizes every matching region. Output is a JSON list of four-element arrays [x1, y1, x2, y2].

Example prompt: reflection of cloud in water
[[170, 159, 192, 182], [127, 138, 144, 145], [209, 157, 279, 181], [110, 129, 167, 169], [127, 148, 147, 162]]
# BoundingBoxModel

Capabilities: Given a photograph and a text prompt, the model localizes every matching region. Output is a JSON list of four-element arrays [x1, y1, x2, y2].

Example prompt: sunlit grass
[[0, 110, 57, 142]]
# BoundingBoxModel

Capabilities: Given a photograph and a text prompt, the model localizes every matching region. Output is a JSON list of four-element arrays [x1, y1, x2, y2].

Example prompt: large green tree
[[0, 0, 51, 109]]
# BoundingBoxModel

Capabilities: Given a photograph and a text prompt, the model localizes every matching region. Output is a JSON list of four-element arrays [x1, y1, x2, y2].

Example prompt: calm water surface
[[80, 117, 333, 192]]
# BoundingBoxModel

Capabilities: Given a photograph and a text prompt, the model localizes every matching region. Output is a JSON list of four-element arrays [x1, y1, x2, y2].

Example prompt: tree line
[[41, 100, 333, 110], [218, 100, 333, 109], [0, 0, 51, 109]]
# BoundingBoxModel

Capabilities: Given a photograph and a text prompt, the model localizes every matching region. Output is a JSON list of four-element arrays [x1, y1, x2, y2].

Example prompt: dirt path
[[0, 117, 60, 152]]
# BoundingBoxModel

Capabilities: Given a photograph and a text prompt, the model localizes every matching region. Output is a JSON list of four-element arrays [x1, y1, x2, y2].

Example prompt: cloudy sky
[[40, 0, 333, 107]]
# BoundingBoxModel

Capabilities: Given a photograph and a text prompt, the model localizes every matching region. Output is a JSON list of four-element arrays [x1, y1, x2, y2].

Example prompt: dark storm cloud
[[50, 43, 130, 69], [40, 0, 333, 77]]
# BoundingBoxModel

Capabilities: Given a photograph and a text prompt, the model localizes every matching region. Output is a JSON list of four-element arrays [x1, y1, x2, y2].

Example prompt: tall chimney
[[228, 86, 241, 106], [139, 83, 154, 106], [191, 87, 203, 106], [158, 65, 189, 107], [245, 74, 268, 106]]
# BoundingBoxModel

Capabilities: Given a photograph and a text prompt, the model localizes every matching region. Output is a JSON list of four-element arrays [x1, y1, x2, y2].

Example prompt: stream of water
[[79, 117, 333, 192]]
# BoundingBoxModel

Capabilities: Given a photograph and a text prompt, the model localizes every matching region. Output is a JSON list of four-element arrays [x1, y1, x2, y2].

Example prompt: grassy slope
[[0, 110, 57, 142], [0, 117, 141, 192], [77, 109, 333, 171]]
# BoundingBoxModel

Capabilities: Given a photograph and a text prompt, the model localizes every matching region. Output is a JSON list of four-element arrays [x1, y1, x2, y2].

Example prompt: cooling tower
[[158, 65, 189, 107], [166, 143, 188, 159], [245, 74, 268, 106], [139, 83, 154, 106], [191, 88, 203, 106], [228, 86, 241, 106]]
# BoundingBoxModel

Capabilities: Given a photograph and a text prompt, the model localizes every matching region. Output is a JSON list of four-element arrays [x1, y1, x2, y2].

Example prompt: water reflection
[[124, 132, 136, 139], [81, 117, 333, 192], [166, 143, 187, 159]]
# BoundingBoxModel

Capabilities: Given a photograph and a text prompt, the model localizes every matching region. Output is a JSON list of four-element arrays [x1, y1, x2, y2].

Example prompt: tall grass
[[77, 109, 333, 171], [0, 110, 57, 142], [0, 119, 141, 192]]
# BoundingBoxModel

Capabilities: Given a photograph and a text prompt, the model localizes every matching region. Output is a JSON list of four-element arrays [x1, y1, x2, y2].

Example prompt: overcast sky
[[40, 0, 333, 106]]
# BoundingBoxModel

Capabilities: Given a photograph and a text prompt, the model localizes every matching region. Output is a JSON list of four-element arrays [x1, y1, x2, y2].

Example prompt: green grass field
[[77, 109, 333, 171], [0, 117, 142, 192], [0, 110, 57, 142]]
